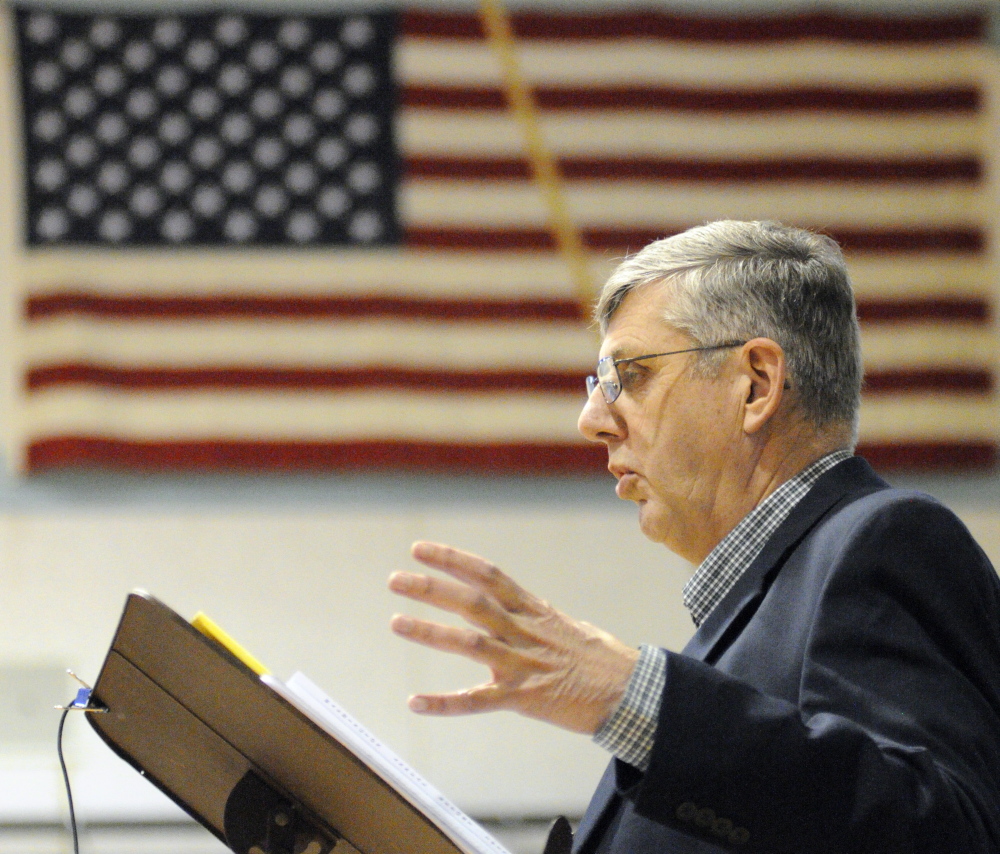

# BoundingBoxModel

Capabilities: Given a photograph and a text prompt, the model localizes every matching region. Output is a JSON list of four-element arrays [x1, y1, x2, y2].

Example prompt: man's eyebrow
[[607, 345, 635, 361]]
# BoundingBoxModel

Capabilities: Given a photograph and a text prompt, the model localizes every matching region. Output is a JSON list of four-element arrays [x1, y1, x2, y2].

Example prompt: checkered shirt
[[594, 450, 852, 770], [683, 449, 853, 627]]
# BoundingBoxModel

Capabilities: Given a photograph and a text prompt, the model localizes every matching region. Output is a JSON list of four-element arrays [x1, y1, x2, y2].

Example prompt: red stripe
[[25, 365, 588, 394], [399, 10, 986, 43], [856, 298, 989, 324], [856, 441, 996, 470], [405, 227, 985, 254], [863, 368, 993, 394], [401, 85, 979, 113], [25, 437, 995, 473], [24, 294, 585, 322], [405, 156, 982, 183], [25, 364, 992, 396], [26, 437, 609, 474], [24, 294, 989, 325]]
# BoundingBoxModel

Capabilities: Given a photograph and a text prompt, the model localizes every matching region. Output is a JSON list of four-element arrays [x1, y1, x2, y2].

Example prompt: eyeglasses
[[585, 341, 747, 404]]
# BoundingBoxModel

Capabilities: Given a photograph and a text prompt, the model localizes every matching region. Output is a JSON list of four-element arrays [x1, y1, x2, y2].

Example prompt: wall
[[4, 468, 1000, 822], [0, 0, 998, 829], [0, 472, 695, 821]]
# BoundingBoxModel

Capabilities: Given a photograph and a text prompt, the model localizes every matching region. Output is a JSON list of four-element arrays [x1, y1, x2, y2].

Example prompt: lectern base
[[224, 770, 339, 854]]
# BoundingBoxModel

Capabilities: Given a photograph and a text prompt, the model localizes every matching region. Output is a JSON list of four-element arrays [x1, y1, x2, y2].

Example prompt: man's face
[[577, 285, 748, 563]]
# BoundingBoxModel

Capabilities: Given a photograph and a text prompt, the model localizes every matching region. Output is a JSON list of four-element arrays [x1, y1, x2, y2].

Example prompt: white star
[[313, 89, 345, 120], [96, 113, 128, 145], [278, 20, 311, 50], [35, 160, 67, 192], [128, 137, 162, 169], [224, 209, 258, 242], [153, 19, 186, 49], [31, 62, 62, 93], [216, 17, 248, 47], [218, 64, 251, 97], [341, 17, 374, 49], [61, 39, 92, 71], [94, 64, 126, 97], [130, 185, 163, 217], [67, 185, 100, 217], [248, 41, 280, 73], [316, 137, 348, 169], [287, 211, 319, 242], [37, 208, 70, 240], [310, 42, 342, 73], [161, 210, 195, 242], [33, 111, 66, 142], [99, 210, 133, 242], [343, 64, 375, 98], [186, 40, 219, 73], [192, 184, 225, 217], [66, 135, 98, 168], [97, 162, 130, 194], [189, 88, 222, 120], [124, 41, 155, 73], [89, 19, 121, 49], [347, 211, 383, 243], [348, 210, 383, 242], [27, 14, 59, 45]]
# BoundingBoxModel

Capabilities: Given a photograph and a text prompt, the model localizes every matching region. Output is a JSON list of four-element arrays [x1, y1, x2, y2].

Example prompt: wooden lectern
[[88, 592, 486, 854]]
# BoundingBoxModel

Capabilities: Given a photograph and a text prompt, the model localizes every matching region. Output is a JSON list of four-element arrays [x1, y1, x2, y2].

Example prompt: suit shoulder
[[808, 485, 1000, 602], [824, 485, 973, 543]]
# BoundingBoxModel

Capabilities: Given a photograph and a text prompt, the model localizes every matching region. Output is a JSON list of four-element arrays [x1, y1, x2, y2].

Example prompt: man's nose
[[577, 386, 623, 443]]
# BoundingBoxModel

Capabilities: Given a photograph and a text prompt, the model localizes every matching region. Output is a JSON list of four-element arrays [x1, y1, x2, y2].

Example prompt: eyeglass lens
[[596, 357, 621, 403], [585, 358, 624, 404]]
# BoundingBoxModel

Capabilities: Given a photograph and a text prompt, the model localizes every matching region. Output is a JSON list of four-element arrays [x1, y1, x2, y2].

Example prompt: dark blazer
[[573, 457, 1000, 854]]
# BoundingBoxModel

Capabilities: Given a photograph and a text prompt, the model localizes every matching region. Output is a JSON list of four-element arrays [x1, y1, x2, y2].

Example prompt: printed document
[[263, 672, 514, 854]]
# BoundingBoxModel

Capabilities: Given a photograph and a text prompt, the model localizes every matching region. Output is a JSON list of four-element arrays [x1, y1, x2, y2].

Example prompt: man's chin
[[636, 502, 668, 543]]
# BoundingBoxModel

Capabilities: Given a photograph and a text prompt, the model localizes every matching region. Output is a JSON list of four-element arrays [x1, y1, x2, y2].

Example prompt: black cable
[[57, 706, 81, 854]]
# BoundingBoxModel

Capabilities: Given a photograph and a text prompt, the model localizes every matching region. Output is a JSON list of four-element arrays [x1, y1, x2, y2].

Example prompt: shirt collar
[[682, 449, 853, 626]]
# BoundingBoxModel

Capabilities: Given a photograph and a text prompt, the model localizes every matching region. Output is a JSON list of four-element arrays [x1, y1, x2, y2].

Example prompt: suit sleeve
[[628, 495, 1000, 853]]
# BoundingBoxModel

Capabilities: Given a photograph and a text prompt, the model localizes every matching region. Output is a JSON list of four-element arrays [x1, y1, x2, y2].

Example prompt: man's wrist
[[592, 644, 666, 771]]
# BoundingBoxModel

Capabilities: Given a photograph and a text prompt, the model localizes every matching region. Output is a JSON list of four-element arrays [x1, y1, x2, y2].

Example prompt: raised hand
[[388, 541, 639, 735]]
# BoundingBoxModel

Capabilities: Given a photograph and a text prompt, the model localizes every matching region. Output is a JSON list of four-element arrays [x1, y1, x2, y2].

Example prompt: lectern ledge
[[88, 591, 560, 854]]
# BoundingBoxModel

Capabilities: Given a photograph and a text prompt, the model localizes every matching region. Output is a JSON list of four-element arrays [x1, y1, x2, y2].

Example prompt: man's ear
[[740, 338, 787, 434]]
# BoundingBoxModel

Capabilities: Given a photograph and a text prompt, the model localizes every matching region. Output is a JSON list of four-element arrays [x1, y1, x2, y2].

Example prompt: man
[[388, 221, 1000, 852]]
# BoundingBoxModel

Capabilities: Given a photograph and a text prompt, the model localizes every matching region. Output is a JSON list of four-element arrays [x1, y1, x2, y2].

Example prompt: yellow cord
[[478, 0, 596, 314]]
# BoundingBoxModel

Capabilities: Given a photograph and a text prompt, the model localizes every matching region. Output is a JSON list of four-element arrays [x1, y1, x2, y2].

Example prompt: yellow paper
[[191, 611, 271, 676]]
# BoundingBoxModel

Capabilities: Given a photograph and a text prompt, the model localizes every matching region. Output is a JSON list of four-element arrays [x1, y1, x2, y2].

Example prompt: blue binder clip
[[55, 670, 107, 713]]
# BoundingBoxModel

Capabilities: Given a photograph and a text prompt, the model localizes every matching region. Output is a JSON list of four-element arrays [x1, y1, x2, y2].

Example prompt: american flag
[[5, 5, 996, 474]]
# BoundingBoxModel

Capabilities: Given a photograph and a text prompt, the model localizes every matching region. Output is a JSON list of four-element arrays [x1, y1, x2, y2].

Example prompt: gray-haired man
[[389, 221, 1000, 852]]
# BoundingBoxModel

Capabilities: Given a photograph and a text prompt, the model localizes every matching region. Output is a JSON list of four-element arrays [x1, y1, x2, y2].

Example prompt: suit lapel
[[572, 761, 619, 854], [682, 457, 886, 664], [575, 458, 887, 854]]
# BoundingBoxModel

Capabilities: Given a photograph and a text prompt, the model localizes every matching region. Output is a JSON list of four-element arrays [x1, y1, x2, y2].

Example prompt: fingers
[[410, 541, 543, 615], [389, 613, 516, 667], [388, 544, 640, 733], [407, 683, 507, 716], [388, 570, 519, 638]]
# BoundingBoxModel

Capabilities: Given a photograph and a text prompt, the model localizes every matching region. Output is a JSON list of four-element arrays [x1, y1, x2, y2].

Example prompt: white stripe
[[399, 41, 991, 89], [400, 112, 984, 159], [24, 317, 991, 375], [847, 255, 988, 300], [861, 325, 993, 370], [402, 181, 983, 229], [0, 5, 23, 469], [18, 249, 584, 300], [859, 396, 998, 441], [24, 317, 597, 371], [24, 389, 590, 443], [20, 251, 990, 303], [21, 388, 997, 445]]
